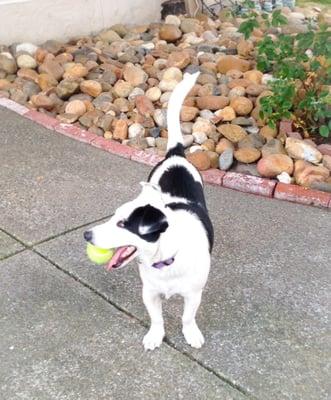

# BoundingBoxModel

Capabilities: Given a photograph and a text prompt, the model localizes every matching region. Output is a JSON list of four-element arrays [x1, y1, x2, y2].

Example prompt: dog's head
[[84, 182, 169, 270]]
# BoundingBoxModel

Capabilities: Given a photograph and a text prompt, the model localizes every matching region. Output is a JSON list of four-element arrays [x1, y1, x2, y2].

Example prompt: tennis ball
[[86, 243, 114, 265]]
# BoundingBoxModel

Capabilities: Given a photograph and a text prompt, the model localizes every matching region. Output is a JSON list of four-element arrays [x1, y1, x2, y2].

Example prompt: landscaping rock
[[243, 70, 263, 84], [193, 131, 208, 144], [218, 124, 247, 143], [192, 118, 215, 136], [128, 123, 145, 138], [260, 125, 277, 140], [215, 138, 234, 154], [181, 106, 199, 122], [183, 134, 194, 148], [31, 94, 54, 110], [215, 106, 236, 121], [294, 160, 330, 187], [123, 64, 148, 86], [153, 109, 167, 128], [37, 73, 57, 91], [310, 181, 331, 193], [113, 119, 128, 140], [65, 100, 86, 116], [207, 151, 219, 168], [233, 162, 260, 177], [181, 18, 202, 34], [317, 144, 331, 157], [56, 79, 80, 99], [187, 151, 211, 171], [286, 138, 322, 164], [80, 80, 102, 97], [159, 24, 182, 42], [217, 56, 250, 73], [39, 58, 64, 80], [238, 132, 265, 149], [196, 96, 229, 110], [322, 155, 331, 171], [230, 96, 253, 115], [261, 139, 286, 157], [167, 51, 191, 69], [155, 137, 168, 151], [257, 154, 294, 178], [99, 29, 121, 43], [114, 80, 133, 98], [218, 148, 234, 170], [16, 54, 37, 69], [0, 53, 17, 74], [234, 148, 261, 163], [146, 87, 161, 102]]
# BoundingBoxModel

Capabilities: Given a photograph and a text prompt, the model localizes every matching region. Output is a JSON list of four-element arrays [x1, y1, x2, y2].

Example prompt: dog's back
[[148, 72, 214, 251]]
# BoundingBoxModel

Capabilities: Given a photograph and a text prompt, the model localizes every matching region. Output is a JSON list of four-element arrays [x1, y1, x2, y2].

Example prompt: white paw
[[143, 326, 165, 351], [183, 323, 205, 348]]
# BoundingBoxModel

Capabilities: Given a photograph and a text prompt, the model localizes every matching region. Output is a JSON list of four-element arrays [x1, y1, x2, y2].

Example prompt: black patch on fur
[[165, 143, 185, 158], [123, 205, 168, 242], [147, 143, 185, 181], [166, 202, 214, 252], [159, 166, 207, 208]]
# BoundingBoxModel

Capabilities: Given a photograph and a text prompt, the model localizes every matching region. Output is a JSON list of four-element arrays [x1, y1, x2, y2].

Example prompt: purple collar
[[152, 256, 175, 269]]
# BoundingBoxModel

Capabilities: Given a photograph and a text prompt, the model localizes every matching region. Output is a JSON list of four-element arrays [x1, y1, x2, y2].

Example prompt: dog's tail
[[166, 71, 200, 152]]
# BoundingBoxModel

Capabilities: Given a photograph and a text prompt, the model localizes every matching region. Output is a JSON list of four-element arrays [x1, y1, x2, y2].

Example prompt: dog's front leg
[[142, 287, 165, 351], [182, 290, 205, 348]]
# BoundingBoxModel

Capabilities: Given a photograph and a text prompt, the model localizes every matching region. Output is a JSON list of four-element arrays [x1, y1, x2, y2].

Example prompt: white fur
[[87, 72, 211, 350], [166, 71, 200, 151]]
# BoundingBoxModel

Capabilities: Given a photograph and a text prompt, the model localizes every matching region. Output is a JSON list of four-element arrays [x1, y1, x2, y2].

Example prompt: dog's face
[[84, 182, 169, 270]]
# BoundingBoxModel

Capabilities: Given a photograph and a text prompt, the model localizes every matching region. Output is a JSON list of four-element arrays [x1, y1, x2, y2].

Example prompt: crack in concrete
[[0, 213, 111, 249], [1, 224, 254, 398], [32, 247, 255, 399]]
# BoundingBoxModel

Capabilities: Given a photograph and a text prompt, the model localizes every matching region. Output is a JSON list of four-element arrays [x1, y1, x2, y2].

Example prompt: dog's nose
[[83, 230, 93, 242]]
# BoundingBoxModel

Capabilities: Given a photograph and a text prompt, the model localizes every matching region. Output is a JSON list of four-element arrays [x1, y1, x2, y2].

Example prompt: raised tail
[[166, 71, 200, 152]]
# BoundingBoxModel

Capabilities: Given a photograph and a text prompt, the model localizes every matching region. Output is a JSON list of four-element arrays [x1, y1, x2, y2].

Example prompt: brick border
[[1, 97, 330, 209]]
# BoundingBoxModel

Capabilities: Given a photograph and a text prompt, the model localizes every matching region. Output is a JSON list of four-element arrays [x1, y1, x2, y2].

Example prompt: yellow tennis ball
[[86, 243, 114, 265]]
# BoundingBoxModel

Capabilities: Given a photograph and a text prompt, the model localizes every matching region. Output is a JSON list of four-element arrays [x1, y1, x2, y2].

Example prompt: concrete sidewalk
[[0, 106, 330, 400]]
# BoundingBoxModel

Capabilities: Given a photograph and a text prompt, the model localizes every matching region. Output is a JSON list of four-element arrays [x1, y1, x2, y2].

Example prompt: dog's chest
[[139, 263, 193, 299]]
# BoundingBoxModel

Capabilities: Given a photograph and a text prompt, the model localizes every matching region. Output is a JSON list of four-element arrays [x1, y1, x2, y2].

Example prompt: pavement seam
[[0, 248, 27, 262], [0, 227, 28, 248], [31, 214, 112, 247], [0, 214, 112, 249], [32, 247, 255, 399]]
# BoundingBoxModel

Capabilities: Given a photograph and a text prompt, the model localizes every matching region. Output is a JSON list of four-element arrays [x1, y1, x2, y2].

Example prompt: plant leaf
[[319, 125, 330, 137]]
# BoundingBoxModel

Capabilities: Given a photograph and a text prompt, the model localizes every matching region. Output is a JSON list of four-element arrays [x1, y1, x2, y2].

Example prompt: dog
[[84, 72, 213, 350]]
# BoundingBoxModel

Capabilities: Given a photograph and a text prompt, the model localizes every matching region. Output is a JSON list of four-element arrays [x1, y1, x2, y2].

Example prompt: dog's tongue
[[106, 247, 127, 270]]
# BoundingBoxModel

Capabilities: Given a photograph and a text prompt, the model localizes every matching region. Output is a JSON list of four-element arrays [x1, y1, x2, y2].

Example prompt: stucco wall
[[0, 0, 162, 45]]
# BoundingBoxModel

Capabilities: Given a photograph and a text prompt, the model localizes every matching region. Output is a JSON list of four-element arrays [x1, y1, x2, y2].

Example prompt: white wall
[[0, 0, 162, 45]]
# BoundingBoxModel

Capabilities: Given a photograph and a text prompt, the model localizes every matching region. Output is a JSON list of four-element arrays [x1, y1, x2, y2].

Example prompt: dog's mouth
[[106, 245, 137, 271]]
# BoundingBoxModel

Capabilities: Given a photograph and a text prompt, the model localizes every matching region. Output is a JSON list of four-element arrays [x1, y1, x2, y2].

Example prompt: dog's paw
[[143, 326, 165, 351], [182, 323, 205, 349]]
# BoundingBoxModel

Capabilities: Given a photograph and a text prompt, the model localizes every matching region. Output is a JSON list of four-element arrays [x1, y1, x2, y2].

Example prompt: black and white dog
[[84, 72, 213, 350]]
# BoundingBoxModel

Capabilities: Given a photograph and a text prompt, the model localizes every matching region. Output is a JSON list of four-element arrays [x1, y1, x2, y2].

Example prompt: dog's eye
[[117, 220, 125, 228]]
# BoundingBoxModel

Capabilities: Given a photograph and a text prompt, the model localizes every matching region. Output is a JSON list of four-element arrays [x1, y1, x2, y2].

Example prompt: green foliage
[[271, 9, 288, 27], [238, 17, 259, 39], [238, 8, 331, 138], [259, 80, 296, 129]]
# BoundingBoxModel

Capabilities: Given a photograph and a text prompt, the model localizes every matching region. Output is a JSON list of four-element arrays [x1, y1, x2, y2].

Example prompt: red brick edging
[[1, 97, 330, 209]]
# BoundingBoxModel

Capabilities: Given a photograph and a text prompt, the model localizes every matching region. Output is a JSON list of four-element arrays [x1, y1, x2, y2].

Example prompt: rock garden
[[0, 2, 330, 192]]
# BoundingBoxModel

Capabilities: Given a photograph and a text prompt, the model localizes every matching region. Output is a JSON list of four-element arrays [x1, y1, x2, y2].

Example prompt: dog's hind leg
[[182, 290, 205, 348], [142, 288, 165, 350]]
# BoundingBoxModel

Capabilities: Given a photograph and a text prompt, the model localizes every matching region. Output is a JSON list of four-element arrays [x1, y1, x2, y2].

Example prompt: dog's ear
[[138, 205, 168, 236], [124, 205, 168, 241]]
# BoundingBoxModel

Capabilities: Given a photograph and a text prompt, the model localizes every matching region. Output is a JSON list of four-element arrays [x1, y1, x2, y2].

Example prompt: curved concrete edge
[[1, 96, 330, 209]]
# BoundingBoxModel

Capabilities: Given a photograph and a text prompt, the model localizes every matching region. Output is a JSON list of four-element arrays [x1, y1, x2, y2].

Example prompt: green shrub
[[238, 8, 331, 138]]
